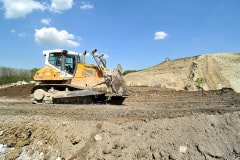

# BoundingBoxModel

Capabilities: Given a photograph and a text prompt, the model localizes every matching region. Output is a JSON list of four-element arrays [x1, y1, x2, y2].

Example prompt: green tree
[[0, 67, 39, 85], [123, 70, 139, 76]]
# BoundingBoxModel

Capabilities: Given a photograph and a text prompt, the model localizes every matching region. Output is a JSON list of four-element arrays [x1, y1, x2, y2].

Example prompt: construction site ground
[[0, 84, 240, 160]]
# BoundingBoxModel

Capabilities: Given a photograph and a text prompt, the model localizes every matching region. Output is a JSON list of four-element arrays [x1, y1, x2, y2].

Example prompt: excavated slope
[[124, 53, 240, 92]]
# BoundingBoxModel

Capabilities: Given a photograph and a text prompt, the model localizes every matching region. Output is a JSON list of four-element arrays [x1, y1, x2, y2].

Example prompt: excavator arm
[[91, 49, 129, 96]]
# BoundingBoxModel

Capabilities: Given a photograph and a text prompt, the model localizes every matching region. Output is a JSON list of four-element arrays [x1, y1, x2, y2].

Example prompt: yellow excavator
[[30, 49, 128, 104]]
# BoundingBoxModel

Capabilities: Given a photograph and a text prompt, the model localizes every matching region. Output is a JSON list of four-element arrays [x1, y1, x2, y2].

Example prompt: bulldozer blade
[[111, 65, 129, 96]]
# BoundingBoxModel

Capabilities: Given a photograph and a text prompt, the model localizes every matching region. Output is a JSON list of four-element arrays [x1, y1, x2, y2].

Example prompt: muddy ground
[[0, 84, 240, 160]]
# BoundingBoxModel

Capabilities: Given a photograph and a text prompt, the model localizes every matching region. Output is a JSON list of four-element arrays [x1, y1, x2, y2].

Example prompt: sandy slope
[[124, 53, 240, 92]]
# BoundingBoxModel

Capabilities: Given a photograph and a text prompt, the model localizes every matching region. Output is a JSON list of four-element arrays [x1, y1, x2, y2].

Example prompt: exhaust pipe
[[81, 51, 87, 64]]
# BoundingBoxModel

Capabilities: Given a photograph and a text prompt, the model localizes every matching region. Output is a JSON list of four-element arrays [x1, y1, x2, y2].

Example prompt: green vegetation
[[0, 67, 38, 85], [195, 77, 206, 86], [123, 70, 139, 76]]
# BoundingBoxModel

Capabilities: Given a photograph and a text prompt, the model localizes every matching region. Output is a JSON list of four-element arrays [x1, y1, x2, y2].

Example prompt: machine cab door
[[64, 54, 76, 75]]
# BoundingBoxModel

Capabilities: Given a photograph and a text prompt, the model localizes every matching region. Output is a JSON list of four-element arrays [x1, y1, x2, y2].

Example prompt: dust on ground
[[0, 85, 240, 160]]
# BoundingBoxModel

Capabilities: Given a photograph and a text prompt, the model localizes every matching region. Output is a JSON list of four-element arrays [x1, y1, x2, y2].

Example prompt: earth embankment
[[124, 53, 240, 92]]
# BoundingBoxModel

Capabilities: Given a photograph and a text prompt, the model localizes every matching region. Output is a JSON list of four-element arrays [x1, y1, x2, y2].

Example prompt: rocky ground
[[0, 84, 240, 160]]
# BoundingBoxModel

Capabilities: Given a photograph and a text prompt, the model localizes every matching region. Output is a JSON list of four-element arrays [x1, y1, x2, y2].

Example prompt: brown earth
[[0, 84, 240, 160]]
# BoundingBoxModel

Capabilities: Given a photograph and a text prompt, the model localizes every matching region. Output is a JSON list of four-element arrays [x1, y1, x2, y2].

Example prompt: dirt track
[[0, 85, 239, 120], [0, 85, 240, 159]]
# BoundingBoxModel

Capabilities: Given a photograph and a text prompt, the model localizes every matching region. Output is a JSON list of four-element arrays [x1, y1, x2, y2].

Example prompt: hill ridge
[[124, 52, 240, 92]]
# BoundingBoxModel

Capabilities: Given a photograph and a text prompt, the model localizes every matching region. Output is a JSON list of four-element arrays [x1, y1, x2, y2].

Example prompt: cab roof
[[43, 49, 79, 56]]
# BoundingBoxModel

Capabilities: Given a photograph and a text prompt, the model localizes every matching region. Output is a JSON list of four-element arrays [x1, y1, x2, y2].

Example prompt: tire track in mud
[[202, 55, 231, 90]]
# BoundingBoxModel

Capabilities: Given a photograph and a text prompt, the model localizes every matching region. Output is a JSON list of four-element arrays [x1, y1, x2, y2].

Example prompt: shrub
[[196, 77, 206, 86], [123, 70, 139, 76]]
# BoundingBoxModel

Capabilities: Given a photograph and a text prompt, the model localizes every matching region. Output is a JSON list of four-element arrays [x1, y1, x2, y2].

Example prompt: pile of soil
[[0, 84, 34, 99], [0, 85, 240, 159], [1, 112, 240, 160]]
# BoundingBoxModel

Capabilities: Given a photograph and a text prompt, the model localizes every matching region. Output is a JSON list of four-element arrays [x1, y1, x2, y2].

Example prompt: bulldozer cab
[[44, 50, 80, 77]]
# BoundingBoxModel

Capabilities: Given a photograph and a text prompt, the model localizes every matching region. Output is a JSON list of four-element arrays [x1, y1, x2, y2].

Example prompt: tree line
[[0, 67, 141, 85], [0, 67, 38, 85], [122, 70, 139, 76]]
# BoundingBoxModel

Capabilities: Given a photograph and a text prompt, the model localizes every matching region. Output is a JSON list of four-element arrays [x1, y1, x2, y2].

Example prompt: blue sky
[[0, 0, 240, 70]]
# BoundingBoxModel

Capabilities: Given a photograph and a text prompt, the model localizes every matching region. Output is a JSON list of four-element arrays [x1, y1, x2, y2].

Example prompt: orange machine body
[[34, 49, 109, 89]]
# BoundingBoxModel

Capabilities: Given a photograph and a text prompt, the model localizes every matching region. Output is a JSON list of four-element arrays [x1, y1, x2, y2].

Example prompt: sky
[[0, 0, 240, 70]]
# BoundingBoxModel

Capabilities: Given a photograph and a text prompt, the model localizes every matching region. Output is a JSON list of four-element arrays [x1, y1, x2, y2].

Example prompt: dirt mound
[[0, 86, 240, 159], [0, 123, 58, 160], [0, 109, 240, 159], [0, 84, 34, 99], [124, 53, 240, 92]]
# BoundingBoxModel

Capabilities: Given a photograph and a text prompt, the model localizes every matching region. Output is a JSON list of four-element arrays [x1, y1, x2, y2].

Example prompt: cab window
[[48, 53, 76, 75], [65, 55, 75, 75], [49, 53, 62, 69]]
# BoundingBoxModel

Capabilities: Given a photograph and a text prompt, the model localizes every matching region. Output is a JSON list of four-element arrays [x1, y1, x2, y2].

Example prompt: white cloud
[[0, 0, 75, 18], [41, 18, 51, 25], [18, 32, 26, 37], [103, 54, 109, 59], [0, 0, 46, 19], [35, 27, 80, 47], [80, 2, 94, 10], [10, 29, 16, 33], [154, 31, 168, 40], [10, 29, 27, 37], [50, 0, 73, 13]]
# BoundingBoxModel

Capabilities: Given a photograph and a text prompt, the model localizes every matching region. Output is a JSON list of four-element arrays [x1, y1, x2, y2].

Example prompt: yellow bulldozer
[[30, 49, 128, 104]]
